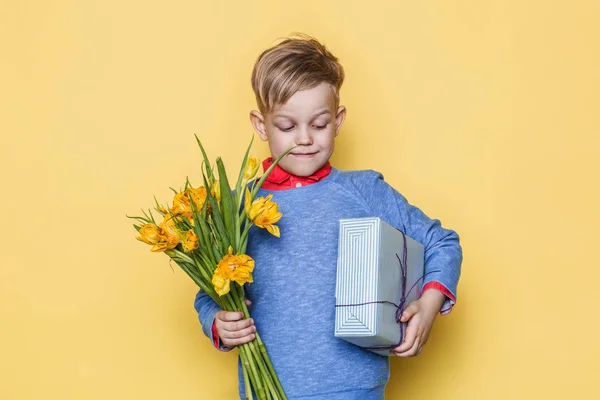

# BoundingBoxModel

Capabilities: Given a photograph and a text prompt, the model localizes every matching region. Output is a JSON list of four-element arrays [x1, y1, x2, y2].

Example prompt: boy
[[194, 35, 462, 399]]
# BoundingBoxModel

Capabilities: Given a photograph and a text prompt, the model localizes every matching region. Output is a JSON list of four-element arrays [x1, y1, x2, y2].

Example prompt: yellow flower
[[220, 246, 255, 285], [212, 268, 231, 296], [243, 156, 260, 180], [151, 214, 181, 252], [245, 188, 282, 237], [171, 186, 208, 219], [211, 179, 221, 201], [182, 229, 199, 253], [187, 186, 208, 211], [137, 223, 161, 245], [136, 218, 181, 252], [211, 246, 255, 296], [171, 192, 191, 218]]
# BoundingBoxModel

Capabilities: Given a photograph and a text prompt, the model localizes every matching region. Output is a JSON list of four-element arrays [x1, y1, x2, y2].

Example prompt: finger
[[220, 324, 257, 341], [395, 336, 421, 358], [220, 318, 255, 333], [400, 301, 419, 323], [217, 311, 245, 322], [393, 320, 419, 353], [418, 330, 431, 353], [245, 299, 252, 306], [222, 331, 256, 348]]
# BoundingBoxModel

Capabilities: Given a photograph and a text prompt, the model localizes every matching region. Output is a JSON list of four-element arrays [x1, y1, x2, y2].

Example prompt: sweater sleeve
[[194, 289, 231, 351], [349, 170, 462, 310]]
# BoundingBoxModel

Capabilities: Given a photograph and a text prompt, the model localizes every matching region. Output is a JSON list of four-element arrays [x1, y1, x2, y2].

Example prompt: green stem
[[234, 212, 241, 251], [190, 252, 216, 288], [240, 222, 252, 253], [236, 286, 286, 399], [250, 346, 268, 400], [254, 332, 286, 400], [237, 289, 285, 399], [246, 340, 277, 399], [242, 339, 266, 399], [226, 294, 266, 400], [245, 359, 261, 400], [232, 285, 279, 399], [235, 284, 250, 319], [240, 347, 254, 400], [235, 180, 248, 251], [165, 252, 222, 306], [251, 146, 296, 198], [167, 249, 195, 264]]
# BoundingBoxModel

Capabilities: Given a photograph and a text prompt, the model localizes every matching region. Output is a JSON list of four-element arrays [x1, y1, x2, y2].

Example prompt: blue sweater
[[194, 168, 462, 399]]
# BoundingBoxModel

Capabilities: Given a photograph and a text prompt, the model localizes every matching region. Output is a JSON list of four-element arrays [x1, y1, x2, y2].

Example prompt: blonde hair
[[251, 34, 345, 114]]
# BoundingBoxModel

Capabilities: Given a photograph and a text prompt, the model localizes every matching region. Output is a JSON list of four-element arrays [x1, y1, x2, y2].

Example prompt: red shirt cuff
[[211, 320, 224, 350], [422, 281, 456, 314]]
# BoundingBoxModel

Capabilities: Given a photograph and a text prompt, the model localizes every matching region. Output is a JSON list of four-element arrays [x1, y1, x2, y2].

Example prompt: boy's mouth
[[291, 152, 317, 158]]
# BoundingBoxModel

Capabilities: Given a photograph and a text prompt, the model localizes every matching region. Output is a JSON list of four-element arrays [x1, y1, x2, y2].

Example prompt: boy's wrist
[[419, 289, 447, 314]]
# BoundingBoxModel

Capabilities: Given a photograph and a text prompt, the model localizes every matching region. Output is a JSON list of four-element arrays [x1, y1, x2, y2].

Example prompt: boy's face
[[250, 82, 346, 177]]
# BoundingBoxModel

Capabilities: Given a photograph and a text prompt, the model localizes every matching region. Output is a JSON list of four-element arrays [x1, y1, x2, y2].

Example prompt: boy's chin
[[280, 162, 323, 177], [277, 152, 331, 177]]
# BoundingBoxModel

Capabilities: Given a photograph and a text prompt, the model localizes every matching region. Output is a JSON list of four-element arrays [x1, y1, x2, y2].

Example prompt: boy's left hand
[[391, 289, 446, 357]]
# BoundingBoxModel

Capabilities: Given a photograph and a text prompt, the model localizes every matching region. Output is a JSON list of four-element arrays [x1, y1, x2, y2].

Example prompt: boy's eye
[[313, 124, 328, 130], [278, 125, 294, 132]]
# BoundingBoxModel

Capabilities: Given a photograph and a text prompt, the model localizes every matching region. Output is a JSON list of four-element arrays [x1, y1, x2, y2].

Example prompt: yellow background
[[1, 1, 599, 399]]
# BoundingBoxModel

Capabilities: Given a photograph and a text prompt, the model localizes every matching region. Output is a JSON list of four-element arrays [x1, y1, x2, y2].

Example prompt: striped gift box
[[334, 217, 425, 356]]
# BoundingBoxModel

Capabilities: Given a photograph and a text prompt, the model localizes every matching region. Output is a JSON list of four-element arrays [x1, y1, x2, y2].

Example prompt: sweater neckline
[[257, 167, 338, 195]]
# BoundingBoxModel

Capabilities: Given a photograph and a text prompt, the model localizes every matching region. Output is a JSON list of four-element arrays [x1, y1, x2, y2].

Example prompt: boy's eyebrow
[[311, 109, 332, 119], [272, 109, 332, 120]]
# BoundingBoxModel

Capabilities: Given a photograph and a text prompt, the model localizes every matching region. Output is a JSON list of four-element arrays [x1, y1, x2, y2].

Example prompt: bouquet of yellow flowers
[[129, 136, 290, 400]]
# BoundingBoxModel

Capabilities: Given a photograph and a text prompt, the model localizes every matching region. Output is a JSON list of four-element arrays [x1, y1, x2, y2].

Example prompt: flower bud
[[243, 156, 260, 180]]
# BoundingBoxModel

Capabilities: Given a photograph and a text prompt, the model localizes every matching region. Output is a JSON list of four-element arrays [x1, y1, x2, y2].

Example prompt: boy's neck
[[261, 158, 332, 190]]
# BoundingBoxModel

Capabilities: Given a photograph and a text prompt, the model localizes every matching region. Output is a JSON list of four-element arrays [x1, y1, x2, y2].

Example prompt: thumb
[[400, 301, 419, 322]]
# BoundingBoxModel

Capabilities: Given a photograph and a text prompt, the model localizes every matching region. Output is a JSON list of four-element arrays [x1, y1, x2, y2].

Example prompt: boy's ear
[[335, 105, 347, 137], [249, 110, 268, 141]]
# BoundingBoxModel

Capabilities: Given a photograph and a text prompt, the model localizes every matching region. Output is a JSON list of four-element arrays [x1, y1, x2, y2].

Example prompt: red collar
[[260, 158, 332, 190]]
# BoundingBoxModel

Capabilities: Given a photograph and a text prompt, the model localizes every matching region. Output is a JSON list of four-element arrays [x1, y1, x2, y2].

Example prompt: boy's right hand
[[214, 310, 256, 349]]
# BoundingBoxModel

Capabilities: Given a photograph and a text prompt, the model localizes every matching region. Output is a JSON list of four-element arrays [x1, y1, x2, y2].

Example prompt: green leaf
[[198, 223, 216, 265], [153, 196, 166, 216], [200, 170, 212, 212], [188, 190, 215, 265], [169, 258, 209, 293], [148, 209, 156, 224], [216, 157, 236, 249], [235, 135, 254, 192], [251, 145, 296, 197], [198, 252, 215, 274], [207, 192, 230, 253], [212, 243, 222, 264], [133, 224, 141, 232], [126, 215, 152, 224], [173, 215, 192, 231], [195, 134, 215, 182]]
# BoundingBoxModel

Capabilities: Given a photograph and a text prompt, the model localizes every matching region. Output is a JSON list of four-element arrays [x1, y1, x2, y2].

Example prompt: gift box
[[334, 217, 425, 356]]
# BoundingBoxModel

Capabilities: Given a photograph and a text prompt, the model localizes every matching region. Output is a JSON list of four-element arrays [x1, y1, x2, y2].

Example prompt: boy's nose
[[294, 128, 313, 146]]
